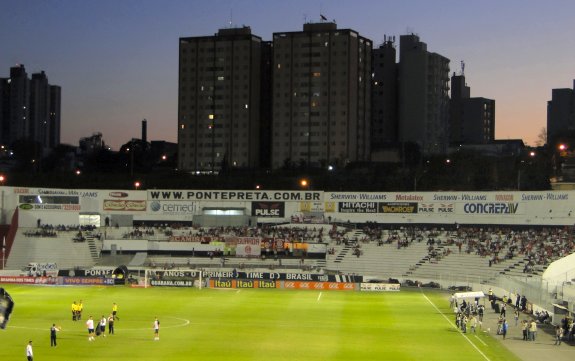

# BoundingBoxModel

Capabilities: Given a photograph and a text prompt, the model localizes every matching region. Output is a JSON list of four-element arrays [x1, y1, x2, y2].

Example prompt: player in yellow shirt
[[112, 303, 119, 320], [71, 301, 78, 321]]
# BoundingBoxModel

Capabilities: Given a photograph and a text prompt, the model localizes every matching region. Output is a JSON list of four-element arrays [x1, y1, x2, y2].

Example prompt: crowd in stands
[[122, 227, 156, 239], [30, 221, 573, 276], [443, 226, 575, 273], [23, 224, 98, 238]]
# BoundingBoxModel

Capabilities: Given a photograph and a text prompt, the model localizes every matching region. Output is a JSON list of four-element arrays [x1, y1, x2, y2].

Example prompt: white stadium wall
[[2, 187, 575, 227]]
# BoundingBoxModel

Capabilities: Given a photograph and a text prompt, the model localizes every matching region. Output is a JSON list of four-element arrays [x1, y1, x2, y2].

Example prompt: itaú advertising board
[[209, 279, 280, 289]]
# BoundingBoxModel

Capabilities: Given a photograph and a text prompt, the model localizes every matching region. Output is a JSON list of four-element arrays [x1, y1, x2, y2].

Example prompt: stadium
[[0, 186, 574, 360]]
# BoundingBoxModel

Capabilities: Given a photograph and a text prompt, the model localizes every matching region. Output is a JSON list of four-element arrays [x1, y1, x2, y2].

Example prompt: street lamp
[[134, 181, 141, 190], [300, 179, 309, 189]]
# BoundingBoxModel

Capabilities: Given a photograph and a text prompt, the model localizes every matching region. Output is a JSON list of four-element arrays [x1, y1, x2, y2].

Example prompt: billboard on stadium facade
[[2, 187, 575, 227]]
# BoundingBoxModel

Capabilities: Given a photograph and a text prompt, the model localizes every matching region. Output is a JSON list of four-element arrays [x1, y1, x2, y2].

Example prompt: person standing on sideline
[[71, 301, 77, 321], [153, 317, 160, 341], [108, 314, 115, 335], [50, 323, 60, 347], [529, 320, 537, 341], [26, 340, 33, 361], [99, 315, 107, 337], [501, 319, 509, 340], [514, 309, 519, 326], [112, 303, 119, 320], [86, 316, 95, 341], [78, 300, 84, 320], [555, 325, 563, 345]]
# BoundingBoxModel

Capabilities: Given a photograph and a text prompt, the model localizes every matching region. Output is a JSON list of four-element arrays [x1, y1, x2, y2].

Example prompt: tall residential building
[[271, 22, 372, 168], [371, 36, 398, 148], [0, 65, 60, 148], [48, 85, 61, 148], [398, 34, 450, 155], [450, 73, 495, 144], [30, 71, 50, 146], [3, 65, 30, 145], [178, 27, 263, 173], [547, 80, 575, 146]]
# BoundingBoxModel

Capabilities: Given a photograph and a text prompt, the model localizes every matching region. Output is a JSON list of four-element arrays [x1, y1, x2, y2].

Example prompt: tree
[[536, 127, 547, 147]]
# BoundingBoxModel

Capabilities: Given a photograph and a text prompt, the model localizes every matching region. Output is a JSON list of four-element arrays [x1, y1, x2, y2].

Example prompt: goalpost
[[143, 269, 203, 289]]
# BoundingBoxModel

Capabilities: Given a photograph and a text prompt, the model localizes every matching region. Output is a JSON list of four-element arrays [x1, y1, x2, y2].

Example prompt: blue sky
[[1, 0, 574, 149]]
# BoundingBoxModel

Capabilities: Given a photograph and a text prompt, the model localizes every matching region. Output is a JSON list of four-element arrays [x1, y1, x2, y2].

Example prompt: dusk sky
[[2, 0, 574, 150]]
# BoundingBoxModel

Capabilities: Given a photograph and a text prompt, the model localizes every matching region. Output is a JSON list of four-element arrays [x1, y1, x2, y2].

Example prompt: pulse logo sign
[[252, 202, 285, 217]]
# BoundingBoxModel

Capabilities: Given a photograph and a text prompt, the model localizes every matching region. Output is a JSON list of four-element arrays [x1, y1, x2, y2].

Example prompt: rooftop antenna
[[460, 60, 465, 76], [229, 9, 233, 27]]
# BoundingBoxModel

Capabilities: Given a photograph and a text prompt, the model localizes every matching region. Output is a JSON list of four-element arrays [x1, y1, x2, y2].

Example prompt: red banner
[[282, 281, 355, 291]]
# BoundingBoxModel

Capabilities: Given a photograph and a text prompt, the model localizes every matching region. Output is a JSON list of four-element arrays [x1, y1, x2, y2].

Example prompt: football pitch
[[0, 285, 520, 361]]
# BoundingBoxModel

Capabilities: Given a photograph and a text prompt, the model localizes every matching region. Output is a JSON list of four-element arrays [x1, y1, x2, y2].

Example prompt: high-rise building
[[371, 36, 398, 148], [450, 73, 495, 144], [48, 85, 61, 148], [30, 71, 50, 146], [547, 80, 575, 146], [271, 22, 372, 168], [3, 65, 30, 145], [398, 35, 450, 155], [0, 65, 60, 149], [178, 27, 263, 173]]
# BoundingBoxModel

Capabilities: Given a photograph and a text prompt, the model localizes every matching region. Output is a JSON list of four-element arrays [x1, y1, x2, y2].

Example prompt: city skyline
[[2, 0, 574, 150]]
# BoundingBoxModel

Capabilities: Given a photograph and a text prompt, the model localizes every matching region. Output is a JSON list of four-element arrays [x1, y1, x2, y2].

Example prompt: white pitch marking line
[[475, 335, 487, 346], [317, 292, 322, 302], [421, 292, 491, 361]]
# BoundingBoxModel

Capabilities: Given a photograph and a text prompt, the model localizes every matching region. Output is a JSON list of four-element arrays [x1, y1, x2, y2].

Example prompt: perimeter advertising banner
[[62, 277, 115, 286], [282, 281, 356, 291], [150, 279, 194, 287], [209, 279, 279, 289], [0, 276, 56, 284], [360, 283, 401, 292], [202, 271, 362, 282]]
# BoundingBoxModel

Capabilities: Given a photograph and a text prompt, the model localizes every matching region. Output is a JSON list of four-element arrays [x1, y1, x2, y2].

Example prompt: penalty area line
[[421, 292, 491, 361]]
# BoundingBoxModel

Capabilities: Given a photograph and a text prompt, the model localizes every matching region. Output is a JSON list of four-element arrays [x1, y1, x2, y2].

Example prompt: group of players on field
[[71, 301, 159, 340]]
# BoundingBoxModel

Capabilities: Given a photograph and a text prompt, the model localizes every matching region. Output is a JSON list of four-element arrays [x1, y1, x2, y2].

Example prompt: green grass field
[[0, 285, 520, 361]]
